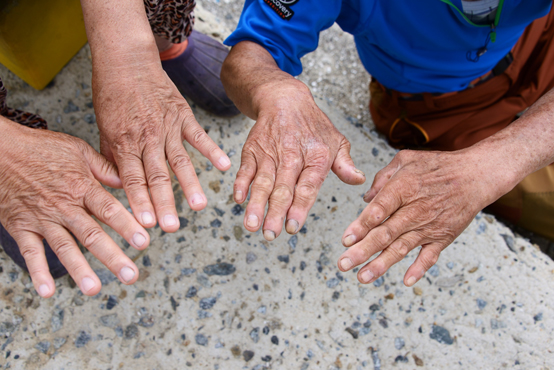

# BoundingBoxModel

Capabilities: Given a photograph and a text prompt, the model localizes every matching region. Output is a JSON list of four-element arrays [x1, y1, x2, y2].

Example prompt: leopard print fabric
[[0, 0, 194, 128], [144, 0, 196, 44]]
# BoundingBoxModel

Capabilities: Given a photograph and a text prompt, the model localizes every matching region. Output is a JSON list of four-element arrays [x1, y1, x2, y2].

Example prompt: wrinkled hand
[[93, 58, 230, 232], [0, 119, 150, 298], [337, 149, 513, 286], [234, 82, 366, 240]]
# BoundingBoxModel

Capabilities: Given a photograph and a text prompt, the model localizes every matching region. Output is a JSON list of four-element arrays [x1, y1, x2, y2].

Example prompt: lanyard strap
[[439, 0, 505, 42]]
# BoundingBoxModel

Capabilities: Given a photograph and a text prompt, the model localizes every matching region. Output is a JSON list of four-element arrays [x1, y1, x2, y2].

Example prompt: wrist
[[251, 78, 314, 118]]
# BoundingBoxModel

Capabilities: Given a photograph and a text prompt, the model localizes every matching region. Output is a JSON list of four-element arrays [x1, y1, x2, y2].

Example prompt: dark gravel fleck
[[332, 291, 340, 301], [327, 278, 340, 288], [83, 113, 96, 124], [332, 196, 337, 202], [278, 255, 290, 263], [177, 237, 186, 243], [261, 355, 272, 362], [271, 335, 279, 345], [395, 355, 409, 363], [336, 272, 344, 281], [182, 268, 196, 276], [35, 341, 50, 354], [379, 318, 388, 328], [203, 262, 236, 276], [170, 296, 179, 311], [94, 269, 118, 285], [246, 252, 257, 264], [106, 295, 118, 310], [195, 334, 208, 346], [138, 315, 155, 328], [476, 298, 487, 310], [100, 314, 119, 328], [125, 325, 139, 339], [250, 328, 260, 343], [210, 219, 222, 228], [369, 304, 380, 312], [373, 276, 385, 287], [345, 327, 359, 339], [288, 235, 298, 249], [74, 331, 91, 348], [264, 267, 270, 274], [394, 337, 405, 350], [300, 261, 306, 270], [501, 234, 516, 252], [231, 204, 244, 216], [429, 325, 453, 345], [534, 312, 543, 322], [428, 265, 439, 277], [299, 225, 308, 234], [51, 309, 65, 332], [262, 326, 270, 335], [372, 147, 379, 157], [142, 255, 152, 267], [199, 297, 217, 310], [64, 100, 79, 113], [85, 101, 93, 108], [179, 217, 189, 229], [243, 350, 255, 362], [214, 207, 225, 217], [316, 261, 323, 273]]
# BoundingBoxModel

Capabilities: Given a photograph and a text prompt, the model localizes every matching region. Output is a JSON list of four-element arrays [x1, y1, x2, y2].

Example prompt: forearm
[[221, 41, 313, 120]]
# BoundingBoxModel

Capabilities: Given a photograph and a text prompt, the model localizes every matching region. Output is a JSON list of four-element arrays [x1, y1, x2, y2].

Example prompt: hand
[[93, 57, 231, 232], [234, 81, 366, 240], [337, 149, 515, 286], [0, 119, 150, 298]]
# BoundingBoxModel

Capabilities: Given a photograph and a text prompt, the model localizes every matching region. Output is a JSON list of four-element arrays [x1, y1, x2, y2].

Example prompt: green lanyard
[[439, 0, 505, 42]]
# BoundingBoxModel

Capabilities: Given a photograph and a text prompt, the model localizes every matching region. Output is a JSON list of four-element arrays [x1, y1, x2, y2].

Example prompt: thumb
[[331, 139, 366, 185], [79, 140, 123, 188]]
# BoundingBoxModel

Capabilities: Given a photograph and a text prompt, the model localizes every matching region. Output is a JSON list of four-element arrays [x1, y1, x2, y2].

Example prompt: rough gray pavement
[[1, 3, 554, 370]]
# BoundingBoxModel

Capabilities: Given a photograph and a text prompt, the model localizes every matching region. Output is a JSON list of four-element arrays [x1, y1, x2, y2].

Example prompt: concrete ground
[[1, 2, 554, 369]]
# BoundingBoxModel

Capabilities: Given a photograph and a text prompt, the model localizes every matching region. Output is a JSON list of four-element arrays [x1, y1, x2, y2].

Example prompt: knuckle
[[80, 226, 104, 250], [294, 182, 317, 202], [421, 250, 440, 270], [253, 173, 274, 190], [51, 239, 76, 260], [97, 200, 122, 223], [146, 170, 171, 188], [374, 226, 394, 246], [281, 152, 302, 170], [20, 246, 41, 262], [169, 152, 192, 171], [190, 127, 210, 147], [389, 240, 409, 261]]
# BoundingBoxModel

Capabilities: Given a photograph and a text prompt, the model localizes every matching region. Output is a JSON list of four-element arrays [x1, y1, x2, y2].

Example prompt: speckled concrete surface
[[1, 3, 554, 370]]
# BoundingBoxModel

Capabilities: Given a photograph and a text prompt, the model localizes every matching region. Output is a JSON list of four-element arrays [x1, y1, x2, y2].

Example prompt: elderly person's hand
[[0, 117, 149, 298], [222, 42, 366, 240], [81, 0, 231, 232]]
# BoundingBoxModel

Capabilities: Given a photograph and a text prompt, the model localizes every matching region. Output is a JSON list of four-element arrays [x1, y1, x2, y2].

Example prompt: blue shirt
[[225, 0, 552, 93]]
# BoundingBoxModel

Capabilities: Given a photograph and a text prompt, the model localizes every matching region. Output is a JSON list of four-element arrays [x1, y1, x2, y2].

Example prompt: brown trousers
[[370, 8, 554, 239]]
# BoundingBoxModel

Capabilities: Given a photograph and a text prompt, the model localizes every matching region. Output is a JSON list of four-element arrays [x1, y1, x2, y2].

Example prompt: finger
[[284, 165, 327, 235], [14, 231, 56, 298], [64, 210, 139, 286], [262, 152, 302, 240], [404, 243, 443, 287], [84, 185, 150, 250], [99, 134, 116, 164], [78, 139, 122, 189], [115, 152, 157, 229], [363, 156, 401, 203], [143, 144, 180, 232], [42, 226, 102, 296], [244, 159, 276, 232], [331, 139, 366, 185], [341, 180, 404, 247], [181, 117, 231, 171], [234, 150, 257, 204], [350, 232, 422, 284], [166, 136, 207, 211]]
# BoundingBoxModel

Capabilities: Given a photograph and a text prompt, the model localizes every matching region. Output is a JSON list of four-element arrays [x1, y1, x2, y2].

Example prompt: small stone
[[372, 147, 379, 157], [170, 296, 179, 311], [300, 261, 306, 270], [332, 291, 340, 301], [413, 354, 424, 366], [379, 318, 388, 329], [446, 262, 455, 269], [210, 219, 222, 228], [373, 277, 384, 287], [74, 331, 91, 348], [326, 278, 340, 288], [468, 266, 479, 273], [413, 287, 423, 296], [51, 309, 64, 332], [288, 235, 298, 249], [429, 325, 453, 345], [214, 207, 225, 217], [428, 265, 439, 277], [83, 113, 96, 124], [501, 234, 516, 252], [195, 334, 208, 346], [534, 312, 543, 322], [231, 345, 241, 357], [476, 298, 487, 310], [199, 297, 217, 310], [345, 327, 359, 339], [209, 181, 221, 193], [246, 252, 257, 264], [231, 205, 244, 216], [181, 268, 196, 276], [142, 255, 152, 267], [369, 304, 380, 312], [271, 335, 279, 345], [138, 315, 154, 328], [35, 341, 50, 354], [261, 355, 272, 362], [250, 328, 260, 343], [53, 337, 66, 349], [100, 314, 119, 328], [394, 355, 408, 363], [197, 274, 212, 288], [243, 350, 255, 362], [179, 217, 189, 229], [64, 100, 79, 113], [384, 293, 394, 300], [394, 337, 405, 350], [277, 255, 290, 263], [491, 319, 507, 330], [203, 263, 236, 276], [262, 326, 270, 335], [94, 269, 118, 285], [106, 295, 118, 310]]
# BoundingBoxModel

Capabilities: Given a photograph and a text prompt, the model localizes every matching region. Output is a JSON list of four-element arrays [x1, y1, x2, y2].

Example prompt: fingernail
[[141, 212, 154, 225], [263, 230, 276, 241], [339, 258, 353, 271], [38, 284, 51, 297], [190, 193, 204, 206], [218, 156, 231, 169], [246, 215, 259, 228], [285, 219, 299, 234], [120, 266, 136, 283], [132, 233, 147, 248], [406, 276, 417, 287], [343, 234, 356, 247], [81, 277, 96, 293], [164, 214, 177, 227], [360, 269, 374, 283], [235, 190, 243, 202], [354, 169, 365, 177]]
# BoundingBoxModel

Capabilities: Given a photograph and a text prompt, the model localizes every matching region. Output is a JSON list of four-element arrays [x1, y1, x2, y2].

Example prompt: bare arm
[[222, 41, 366, 240]]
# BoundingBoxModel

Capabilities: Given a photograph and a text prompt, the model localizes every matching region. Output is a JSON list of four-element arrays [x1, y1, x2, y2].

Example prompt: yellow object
[[0, 0, 87, 90]]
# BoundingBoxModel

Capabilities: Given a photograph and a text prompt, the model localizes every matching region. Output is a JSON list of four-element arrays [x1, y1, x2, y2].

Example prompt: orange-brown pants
[[370, 8, 554, 239]]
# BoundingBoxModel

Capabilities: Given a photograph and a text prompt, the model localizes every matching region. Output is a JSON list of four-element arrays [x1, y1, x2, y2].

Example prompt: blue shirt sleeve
[[224, 0, 343, 76]]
